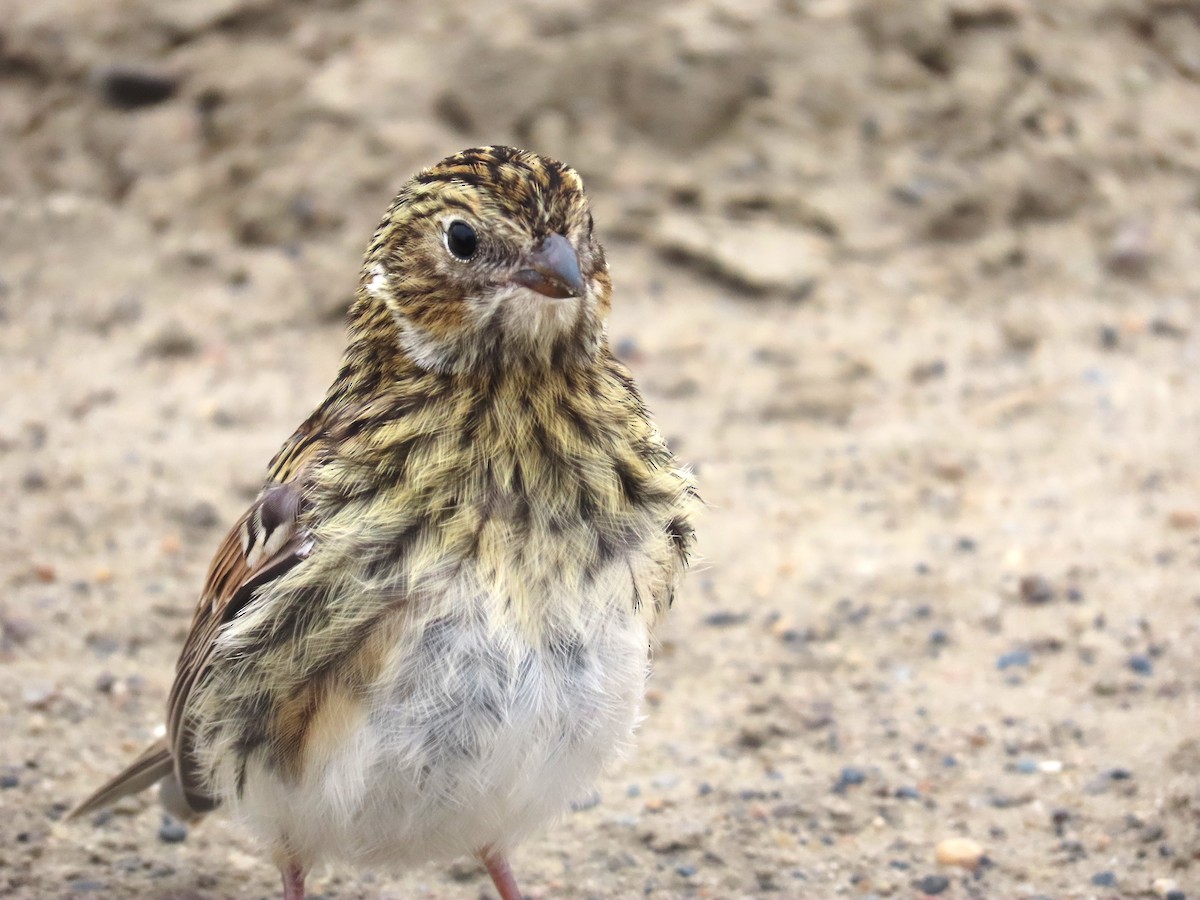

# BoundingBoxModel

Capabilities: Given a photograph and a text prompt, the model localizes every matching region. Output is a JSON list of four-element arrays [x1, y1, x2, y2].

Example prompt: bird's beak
[[511, 233, 586, 299]]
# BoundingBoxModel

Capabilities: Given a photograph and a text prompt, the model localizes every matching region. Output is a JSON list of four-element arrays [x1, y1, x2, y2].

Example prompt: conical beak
[[512, 233, 586, 299]]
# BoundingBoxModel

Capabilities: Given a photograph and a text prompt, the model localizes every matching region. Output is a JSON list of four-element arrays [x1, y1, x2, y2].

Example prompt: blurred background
[[2, 1, 1199, 897]]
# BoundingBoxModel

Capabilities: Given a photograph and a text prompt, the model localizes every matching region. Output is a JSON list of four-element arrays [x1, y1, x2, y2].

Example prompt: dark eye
[[445, 220, 477, 260]]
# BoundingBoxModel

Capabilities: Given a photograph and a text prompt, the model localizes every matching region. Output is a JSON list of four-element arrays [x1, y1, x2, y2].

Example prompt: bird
[[69, 145, 698, 900]]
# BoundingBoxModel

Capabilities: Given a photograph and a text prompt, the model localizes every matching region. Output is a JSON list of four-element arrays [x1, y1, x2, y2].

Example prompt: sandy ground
[[2, 1, 1199, 898]]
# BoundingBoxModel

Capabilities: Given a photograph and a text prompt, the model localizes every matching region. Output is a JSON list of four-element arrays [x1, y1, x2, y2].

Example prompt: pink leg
[[280, 862, 305, 900], [481, 848, 523, 900]]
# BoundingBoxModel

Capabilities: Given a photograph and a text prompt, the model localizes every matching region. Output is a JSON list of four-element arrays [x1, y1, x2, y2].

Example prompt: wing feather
[[72, 420, 329, 819]]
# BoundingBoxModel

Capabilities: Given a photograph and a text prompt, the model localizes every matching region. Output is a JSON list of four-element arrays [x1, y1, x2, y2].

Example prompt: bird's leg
[[480, 847, 523, 900], [280, 862, 305, 900]]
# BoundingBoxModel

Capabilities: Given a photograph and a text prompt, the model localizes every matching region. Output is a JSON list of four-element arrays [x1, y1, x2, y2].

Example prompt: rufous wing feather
[[72, 469, 316, 820]]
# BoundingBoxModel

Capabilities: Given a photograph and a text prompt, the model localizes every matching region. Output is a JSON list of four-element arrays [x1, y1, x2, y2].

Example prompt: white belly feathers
[[224, 559, 651, 870]]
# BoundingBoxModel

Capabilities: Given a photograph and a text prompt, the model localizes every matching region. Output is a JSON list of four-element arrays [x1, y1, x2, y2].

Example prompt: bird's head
[[355, 146, 611, 374]]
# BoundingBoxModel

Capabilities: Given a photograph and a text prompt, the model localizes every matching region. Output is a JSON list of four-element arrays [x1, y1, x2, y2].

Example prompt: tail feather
[[68, 737, 173, 820]]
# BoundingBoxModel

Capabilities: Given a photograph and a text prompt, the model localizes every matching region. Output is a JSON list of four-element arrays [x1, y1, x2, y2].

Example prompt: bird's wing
[[71, 417, 329, 820], [165, 479, 315, 813]]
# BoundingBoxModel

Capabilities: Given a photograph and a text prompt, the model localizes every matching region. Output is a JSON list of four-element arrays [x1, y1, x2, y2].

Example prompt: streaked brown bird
[[70, 146, 698, 900]]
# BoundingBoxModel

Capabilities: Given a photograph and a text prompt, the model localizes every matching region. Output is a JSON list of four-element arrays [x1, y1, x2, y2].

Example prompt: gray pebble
[[997, 648, 1032, 670], [158, 816, 188, 843], [1091, 871, 1116, 887], [570, 791, 601, 812], [834, 766, 866, 792], [1128, 654, 1153, 676], [66, 880, 106, 893], [916, 874, 950, 894], [702, 610, 749, 628]]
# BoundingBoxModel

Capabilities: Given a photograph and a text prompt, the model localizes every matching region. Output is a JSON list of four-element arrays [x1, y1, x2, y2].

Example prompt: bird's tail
[[68, 737, 173, 819]]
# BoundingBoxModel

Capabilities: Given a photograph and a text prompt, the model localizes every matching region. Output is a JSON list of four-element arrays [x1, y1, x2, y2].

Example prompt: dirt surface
[[2, 1, 1199, 898]]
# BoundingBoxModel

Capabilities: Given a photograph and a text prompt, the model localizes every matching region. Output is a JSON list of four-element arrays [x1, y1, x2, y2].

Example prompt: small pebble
[[1128, 654, 1153, 676], [996, 648, 1031, 670], [1167, 509, 1199, 530], [1091, 871, 1116, 887], [703, 610, 749, 628], [23, 683, 58, 710], [1140, 823, 1165, 843], [1105, 217, 1153, 276], [570, 791, 601, 812], [1015, 759, 1038, 774], [1152, 878, 1178, 897], [834, 766, 866, 792], [935, 837, 984, 870], [1051, 808, 1071, 836], [910, 359, 946, 382], [1150, 317, 1188, 339], [158, 816, 188, 844], [0, 773, 18, 789], [614, 336, 640, 360], [1019, 574, 1055, 604], [66, 880, 106, 893], [916, 873, 951, 895], [96, 66, 178, 109], [676, 864, 697, 878]]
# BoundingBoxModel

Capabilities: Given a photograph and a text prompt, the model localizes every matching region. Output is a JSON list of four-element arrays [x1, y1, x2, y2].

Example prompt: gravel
[[157, 817, 188, 844], [916, 873, 951, 894]]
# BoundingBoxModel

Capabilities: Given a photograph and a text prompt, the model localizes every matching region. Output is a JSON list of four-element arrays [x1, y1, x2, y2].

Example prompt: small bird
[[70, 146, 697, 900]]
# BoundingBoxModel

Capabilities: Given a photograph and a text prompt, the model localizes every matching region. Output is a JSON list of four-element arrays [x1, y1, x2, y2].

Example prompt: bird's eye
[[445, 220, 478, 260]]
